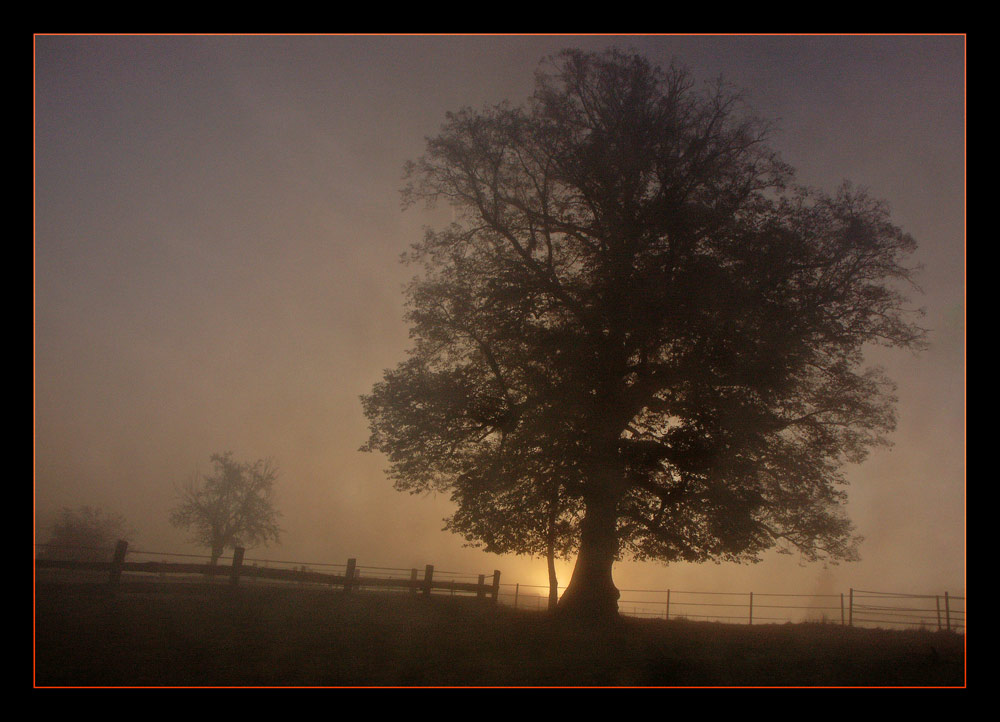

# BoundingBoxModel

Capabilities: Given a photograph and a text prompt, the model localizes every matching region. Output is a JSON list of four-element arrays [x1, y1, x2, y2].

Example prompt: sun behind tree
[[170, 452, 282, 565], [361, 48, 926, 621]]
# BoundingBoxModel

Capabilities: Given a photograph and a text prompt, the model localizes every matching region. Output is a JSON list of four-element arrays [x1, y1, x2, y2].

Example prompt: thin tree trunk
[[209, 544, 223, 575], [547, 538, 559, 611], [546, 499, 560, 611]]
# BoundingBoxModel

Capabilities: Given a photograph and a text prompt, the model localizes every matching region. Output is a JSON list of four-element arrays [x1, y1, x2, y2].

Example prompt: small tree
[[40, 506, 135, 562], [446, 470, 581, 610], [170, 452, 282, 565]]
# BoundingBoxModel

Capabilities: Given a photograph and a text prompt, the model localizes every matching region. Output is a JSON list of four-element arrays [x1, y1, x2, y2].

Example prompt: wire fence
[[36, 542, 964, 632], [495, 582, 964, 632], [849, 589, 965, 633]]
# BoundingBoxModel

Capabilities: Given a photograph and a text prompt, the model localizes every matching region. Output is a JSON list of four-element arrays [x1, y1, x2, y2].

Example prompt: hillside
[[34, 581, 965, 687]]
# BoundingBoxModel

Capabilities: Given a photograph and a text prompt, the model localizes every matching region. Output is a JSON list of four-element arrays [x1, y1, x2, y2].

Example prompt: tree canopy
[[41, 506, 136, 562], [446, 465, 581, 609], [170, 452, 282, 564], [361, 49, 925, 619]]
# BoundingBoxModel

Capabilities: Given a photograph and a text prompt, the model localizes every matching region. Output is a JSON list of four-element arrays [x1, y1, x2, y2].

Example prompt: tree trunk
[[556, 491, 621, 620], [547, 538, 559, 611], [209, 544, 223, 576]]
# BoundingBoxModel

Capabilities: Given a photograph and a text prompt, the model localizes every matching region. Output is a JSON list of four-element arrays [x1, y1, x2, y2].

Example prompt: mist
[[34, 35, 965, 608]]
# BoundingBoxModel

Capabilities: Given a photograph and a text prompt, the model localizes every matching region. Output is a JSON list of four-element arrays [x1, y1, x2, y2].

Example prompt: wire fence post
[[477, 574, 485, 599], [423, 564, 434, 596], [229, 546, 244, 587], [108, 539, 128, 587], [840, 592, 845, 625], [344, 558, 356, 593], [491, 570, 501, 605], [513, 583, 519, 609], [848, 588, 854, 627], [944, 591, 951, 632], [665, 589, 670, 620], [749, 592, 753, 625]]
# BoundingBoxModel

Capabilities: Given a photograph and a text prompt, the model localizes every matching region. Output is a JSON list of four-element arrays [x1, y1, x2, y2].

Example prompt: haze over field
[[34, 35, 965, 603]]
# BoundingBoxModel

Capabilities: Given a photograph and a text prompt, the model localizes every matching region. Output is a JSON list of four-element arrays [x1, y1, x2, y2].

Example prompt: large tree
[[170, 452, 282, 565], [362, 49, 925, 619]]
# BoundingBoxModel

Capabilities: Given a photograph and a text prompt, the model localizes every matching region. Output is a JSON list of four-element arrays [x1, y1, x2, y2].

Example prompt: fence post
[[749, 592, 753, 625], [410, 568, 418, 596], [841, 593, 845, 625], [477, 574, 486, 599], [944, 591, 951, 632], [230, 546, 245, 587], [514, 583, 519, 609], [491, 570, 501, 605], [849, 588, 854, 627], [344, 558, 356, 593], [666, 589, 670, 620], [423, 564, 434, 596], [108, 539, 128, 587]]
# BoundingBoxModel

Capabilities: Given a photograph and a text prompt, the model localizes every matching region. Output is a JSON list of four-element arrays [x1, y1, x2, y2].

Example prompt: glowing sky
[[34, 35, 965, 603]]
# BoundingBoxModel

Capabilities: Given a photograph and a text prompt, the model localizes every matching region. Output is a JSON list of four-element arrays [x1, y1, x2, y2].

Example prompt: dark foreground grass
[[34, 581, 965, 687]]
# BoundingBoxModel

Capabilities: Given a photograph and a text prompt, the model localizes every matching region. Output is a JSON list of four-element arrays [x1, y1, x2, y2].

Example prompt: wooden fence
[[36, 540, 503, 603], [37, 541, 964, 633]]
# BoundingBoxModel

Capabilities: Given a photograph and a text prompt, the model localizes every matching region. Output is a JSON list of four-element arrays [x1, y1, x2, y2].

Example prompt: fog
[[34, 35, 965, 603]]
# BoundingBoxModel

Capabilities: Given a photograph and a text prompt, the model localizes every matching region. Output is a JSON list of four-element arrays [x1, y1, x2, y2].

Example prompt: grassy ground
[[34, 580, 966, 687]]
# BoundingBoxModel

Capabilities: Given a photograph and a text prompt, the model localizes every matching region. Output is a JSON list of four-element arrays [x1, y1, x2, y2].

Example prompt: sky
[[34, 35, 965, 609]]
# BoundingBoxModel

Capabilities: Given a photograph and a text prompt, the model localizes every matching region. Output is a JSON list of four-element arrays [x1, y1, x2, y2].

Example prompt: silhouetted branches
[[170, 452, 282, 565], [363, 48, 926, 618]]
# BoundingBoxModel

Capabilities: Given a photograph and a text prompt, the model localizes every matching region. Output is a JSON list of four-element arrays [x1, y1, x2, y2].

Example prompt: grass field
[[34, 580, 966, 687]]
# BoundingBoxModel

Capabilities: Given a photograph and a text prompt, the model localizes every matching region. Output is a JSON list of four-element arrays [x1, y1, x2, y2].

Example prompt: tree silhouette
[[446, 468, 581, 610], [170, 452, 282, 565], [362, 49, 926, 619], [40, 506, 135, 562]]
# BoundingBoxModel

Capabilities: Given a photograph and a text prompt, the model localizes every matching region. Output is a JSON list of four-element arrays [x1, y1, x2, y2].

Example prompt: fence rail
[[36, 542, 964, 632], [35, 540, 502, 603]]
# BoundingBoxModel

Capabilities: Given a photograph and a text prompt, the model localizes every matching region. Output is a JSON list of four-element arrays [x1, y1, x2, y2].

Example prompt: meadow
[[34, 580, 965, 687]]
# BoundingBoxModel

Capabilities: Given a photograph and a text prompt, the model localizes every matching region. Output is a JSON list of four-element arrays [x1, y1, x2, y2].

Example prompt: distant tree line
[[39, 506, 135, 562]]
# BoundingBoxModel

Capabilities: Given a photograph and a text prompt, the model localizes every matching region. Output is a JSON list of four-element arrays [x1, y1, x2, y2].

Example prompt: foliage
[[447, 472, 580, 609], [170, 452, 282, 563], [361, 49, 925, 617], [41, 506, 135, 562]]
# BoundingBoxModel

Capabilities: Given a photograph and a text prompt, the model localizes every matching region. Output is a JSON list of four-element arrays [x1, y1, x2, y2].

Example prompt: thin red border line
[[29, 32, 968, 37], [30, 32, 968, 692], [962, 32, 968, 680], [32, 31, 39, 691], [34, 684, 967, 689]]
